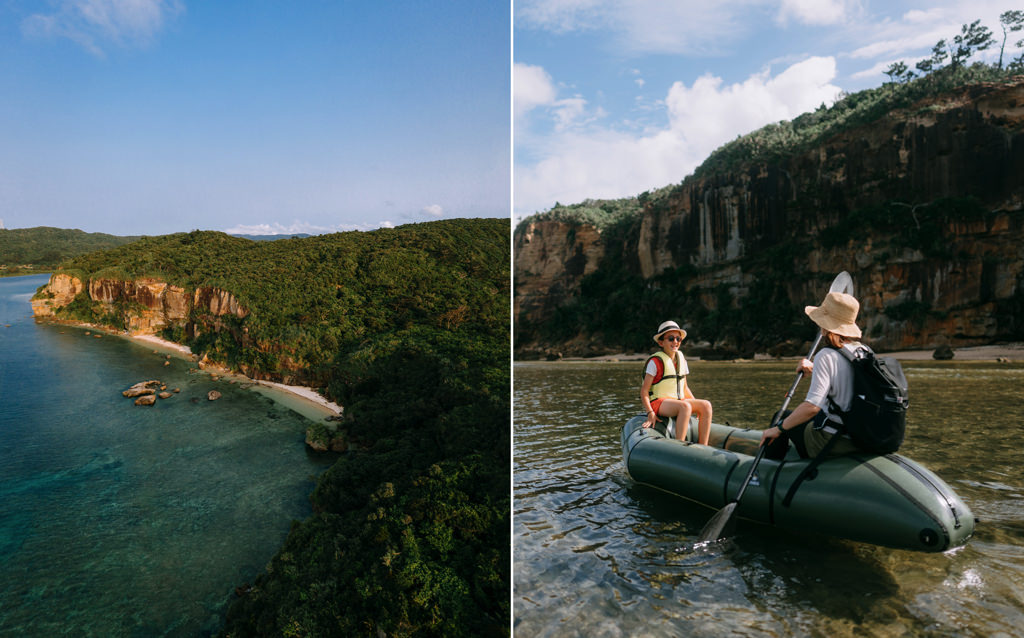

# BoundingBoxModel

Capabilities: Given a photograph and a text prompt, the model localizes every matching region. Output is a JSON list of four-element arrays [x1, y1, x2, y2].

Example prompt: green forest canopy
[[518, 12, 1024, 233], [45, 218, 511, 636]]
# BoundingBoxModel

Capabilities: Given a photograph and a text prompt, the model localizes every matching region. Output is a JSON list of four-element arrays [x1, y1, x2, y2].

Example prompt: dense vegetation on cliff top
[[521, 14, 1024, 232], [516, 15, 1024, 355], [48, 218, 510, 636], [0, 227, 143, 275]]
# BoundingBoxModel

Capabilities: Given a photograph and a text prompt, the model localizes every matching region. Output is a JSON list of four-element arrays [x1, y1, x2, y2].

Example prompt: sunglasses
[[663, 335, 683, 343]]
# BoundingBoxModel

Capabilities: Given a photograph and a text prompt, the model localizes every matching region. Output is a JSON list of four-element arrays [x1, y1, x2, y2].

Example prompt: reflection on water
[[514, 359, 1024, 637]]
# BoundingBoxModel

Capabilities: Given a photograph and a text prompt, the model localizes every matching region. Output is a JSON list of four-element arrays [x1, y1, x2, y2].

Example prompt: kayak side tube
[[621, 416, 974, 552]]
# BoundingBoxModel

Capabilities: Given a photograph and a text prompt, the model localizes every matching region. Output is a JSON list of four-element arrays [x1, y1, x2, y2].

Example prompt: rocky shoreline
[[44, 319, 347, 453], [519, 343, 1024, 363]]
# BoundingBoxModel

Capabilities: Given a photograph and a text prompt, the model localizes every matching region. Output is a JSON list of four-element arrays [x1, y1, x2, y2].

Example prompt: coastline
[[517, 343, 1024, 363], [130, 332, 343, 419], [55, 321, 342, 420]]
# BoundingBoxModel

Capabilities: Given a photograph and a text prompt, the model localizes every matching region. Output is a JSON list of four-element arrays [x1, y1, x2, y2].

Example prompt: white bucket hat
[[653, 320, 687, 343], [805, 291, 862, 338]]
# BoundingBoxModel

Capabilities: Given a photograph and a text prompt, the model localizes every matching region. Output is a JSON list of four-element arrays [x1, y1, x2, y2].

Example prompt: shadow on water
[[623, 479, 901, 624]]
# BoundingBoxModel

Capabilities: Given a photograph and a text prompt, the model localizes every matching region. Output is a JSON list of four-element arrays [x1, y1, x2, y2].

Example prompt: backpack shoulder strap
[[782, 430, 844, 507]]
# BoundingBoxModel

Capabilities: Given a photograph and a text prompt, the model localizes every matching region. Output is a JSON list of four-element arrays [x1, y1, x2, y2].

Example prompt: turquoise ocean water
[[0, 274, 335, 636]]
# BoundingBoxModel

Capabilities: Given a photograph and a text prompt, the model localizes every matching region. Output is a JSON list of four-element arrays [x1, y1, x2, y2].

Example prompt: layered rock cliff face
[[32, 273, 322, 386], [515, 80, 1024, 356], [32, 274, 248, 336], [514, 221, 604, 333]]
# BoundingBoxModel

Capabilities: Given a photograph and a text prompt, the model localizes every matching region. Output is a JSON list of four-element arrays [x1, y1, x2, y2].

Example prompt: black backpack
[[831, 345, 909, 454], [781, 345, 910, 507]]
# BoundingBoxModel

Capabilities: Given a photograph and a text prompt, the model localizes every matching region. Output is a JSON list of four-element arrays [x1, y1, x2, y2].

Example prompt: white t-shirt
[[804, 345, 858, 420], [645, 352, 689, 378]]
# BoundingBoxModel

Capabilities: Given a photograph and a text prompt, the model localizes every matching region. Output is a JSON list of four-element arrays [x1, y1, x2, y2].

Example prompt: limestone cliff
[[32, 274, 247, 337], [514, 220, 604, 328], [514, 79, 1024, 357]]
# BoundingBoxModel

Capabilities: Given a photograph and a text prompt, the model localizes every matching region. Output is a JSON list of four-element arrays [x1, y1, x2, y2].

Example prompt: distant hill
[[0, 227, 143, 275], [0, 227, 317, 275]]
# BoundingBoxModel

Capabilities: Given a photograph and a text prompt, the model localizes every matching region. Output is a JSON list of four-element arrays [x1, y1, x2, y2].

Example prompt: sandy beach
[[535, 343, 1024, 363], [128, 332, 343, 418]]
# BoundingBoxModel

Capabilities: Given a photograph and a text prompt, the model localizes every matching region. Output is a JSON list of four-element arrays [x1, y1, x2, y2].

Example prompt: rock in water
[[158, 392, 172, 399], [134, 395, 157, 406], [123, 387, 156, 398], [208, 390, 222, 401], [122, 380, 162, 397]]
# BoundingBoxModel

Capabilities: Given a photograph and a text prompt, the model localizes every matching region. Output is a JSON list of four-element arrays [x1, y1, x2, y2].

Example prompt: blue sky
[[514, 0, 1024, 220], [0, 1, 510, 236]]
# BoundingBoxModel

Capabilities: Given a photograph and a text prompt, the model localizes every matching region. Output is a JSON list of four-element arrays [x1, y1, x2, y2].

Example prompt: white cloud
[[514, 63, 558, 119], [516, 0, 771, 56], [515, 62, 604, 141], [516, 0, 609, 34], [224, 221, 332, 236], [224, 219, 396, 236], [777, 0, 860, 26], [21, 0, 183, 56], [514, 57, 841, 216], [551, 97, 590, 131], [422, 204, 444, 217], [840, 3, 1019, 82]]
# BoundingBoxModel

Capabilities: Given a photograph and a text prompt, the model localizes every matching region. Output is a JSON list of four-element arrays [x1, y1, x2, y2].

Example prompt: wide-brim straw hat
[[653, 320, 687, 343], [805, 291, 862, 338]]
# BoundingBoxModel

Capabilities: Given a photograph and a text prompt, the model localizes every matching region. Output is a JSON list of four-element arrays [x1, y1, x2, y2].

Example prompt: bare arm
[[760, 401, 821, 444], [640, 373, 657, 428]]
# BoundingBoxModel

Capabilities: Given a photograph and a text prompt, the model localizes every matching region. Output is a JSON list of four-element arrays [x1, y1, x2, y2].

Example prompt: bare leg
[[688, 399, 712, 445], [657, 399, 693, 441]]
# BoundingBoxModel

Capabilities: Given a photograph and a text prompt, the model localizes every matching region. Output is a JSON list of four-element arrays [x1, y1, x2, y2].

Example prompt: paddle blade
[[698, 501, 738, 543], [829, 271, 854, 296]]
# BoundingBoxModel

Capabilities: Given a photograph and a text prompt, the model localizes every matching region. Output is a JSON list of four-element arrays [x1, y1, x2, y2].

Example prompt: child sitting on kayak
[[639, 320, 712, 445]]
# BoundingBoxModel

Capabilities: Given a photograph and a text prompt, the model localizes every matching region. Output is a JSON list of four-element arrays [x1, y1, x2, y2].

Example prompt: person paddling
[[760, 291, 865, 459], [640, 320, 712, 445]]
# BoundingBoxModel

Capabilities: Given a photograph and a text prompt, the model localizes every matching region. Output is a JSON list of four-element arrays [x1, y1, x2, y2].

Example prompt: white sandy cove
[[130, 333, 343, 416]]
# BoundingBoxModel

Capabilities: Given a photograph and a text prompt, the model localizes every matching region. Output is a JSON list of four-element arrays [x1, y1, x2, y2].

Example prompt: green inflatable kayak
[[621, 415, 975, 552]]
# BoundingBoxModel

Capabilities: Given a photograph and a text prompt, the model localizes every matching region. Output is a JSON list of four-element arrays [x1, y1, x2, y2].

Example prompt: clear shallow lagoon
[[0, 275, 335, 636], [514, 359, 1024, 637]]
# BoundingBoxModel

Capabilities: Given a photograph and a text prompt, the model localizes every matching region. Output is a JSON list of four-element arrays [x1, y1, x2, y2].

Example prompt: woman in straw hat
[[640, 320, 712, 445], [760, 291, 865, 459]]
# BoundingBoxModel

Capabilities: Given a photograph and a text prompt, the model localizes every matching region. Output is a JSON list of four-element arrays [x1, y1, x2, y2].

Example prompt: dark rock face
[[515, 80, 1024, 356]]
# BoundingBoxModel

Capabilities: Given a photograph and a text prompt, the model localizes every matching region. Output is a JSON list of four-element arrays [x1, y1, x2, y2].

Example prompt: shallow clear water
[[0, 275, 335, 636], [514, 359, 1024, 637]]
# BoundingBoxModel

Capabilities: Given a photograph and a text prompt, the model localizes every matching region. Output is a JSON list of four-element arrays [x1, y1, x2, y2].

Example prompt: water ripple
[[515, 360, 1024, 637]]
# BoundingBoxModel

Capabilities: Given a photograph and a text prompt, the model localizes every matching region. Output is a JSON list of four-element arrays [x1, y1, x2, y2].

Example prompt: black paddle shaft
[[698, 271, 852, 543], [732, 332, 822, 504]]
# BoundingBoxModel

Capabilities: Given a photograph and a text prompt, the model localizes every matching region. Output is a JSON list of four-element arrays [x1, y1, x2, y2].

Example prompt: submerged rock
[[208, 390, 222, 401], [158, 392, 172, 399]]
